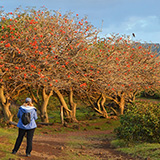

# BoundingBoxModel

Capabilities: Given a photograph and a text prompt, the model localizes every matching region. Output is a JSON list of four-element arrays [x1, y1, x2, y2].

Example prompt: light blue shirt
[[17, 105, 38, 130]]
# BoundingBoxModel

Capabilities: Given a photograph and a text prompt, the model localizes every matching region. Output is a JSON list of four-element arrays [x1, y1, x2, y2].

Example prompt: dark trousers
[[12, 128, 35, 154]]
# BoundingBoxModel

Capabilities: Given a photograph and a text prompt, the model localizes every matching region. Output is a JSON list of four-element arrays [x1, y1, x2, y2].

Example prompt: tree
[[0, 7, 99, 122], [73, 34, 160, 116]]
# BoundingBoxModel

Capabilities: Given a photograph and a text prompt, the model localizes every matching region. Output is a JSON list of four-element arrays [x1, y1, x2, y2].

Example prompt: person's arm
[[34, 110, 38, 120]]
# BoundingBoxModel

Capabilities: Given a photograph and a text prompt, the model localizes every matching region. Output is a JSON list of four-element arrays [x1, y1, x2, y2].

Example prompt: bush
[[140, 90, 160, 99], [114, 103, 160, 143]]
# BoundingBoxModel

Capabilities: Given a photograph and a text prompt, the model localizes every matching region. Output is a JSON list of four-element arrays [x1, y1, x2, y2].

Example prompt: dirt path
[[16, 130, 140, 160]]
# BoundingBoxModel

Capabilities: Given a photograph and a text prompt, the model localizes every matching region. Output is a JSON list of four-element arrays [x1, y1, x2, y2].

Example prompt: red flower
[[80, 83, 87, 87], [5, 43, 11, 47], [15, 66, 19, 69]]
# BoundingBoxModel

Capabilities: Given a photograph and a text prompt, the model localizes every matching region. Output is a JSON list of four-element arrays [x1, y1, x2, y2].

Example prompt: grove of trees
[[0, 7, 160, 123]]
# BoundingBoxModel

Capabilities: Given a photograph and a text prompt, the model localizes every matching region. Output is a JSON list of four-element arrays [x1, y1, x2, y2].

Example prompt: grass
[[136, 97, 160, 104], [0, 128, 18, 160], [111, 139, 160, 160], [1, 97, 160, 159]]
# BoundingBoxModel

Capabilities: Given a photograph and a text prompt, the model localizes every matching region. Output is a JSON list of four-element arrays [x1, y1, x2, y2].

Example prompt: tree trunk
[[119, 93, 125, 115], [86, 93, 109, 118], [69, 88, 78, 122], [128, 91, 137, 104], [40, 88, 53, 123], [2, 101, 13, 121], [96, 94, 102, 111], [101, 93, 109, 118], [0, 86, 13, 121], [60, 105, 64, 124], [53, 88, 74, 123]]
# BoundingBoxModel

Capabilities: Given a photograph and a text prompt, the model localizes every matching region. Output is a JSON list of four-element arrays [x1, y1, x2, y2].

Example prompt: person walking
[[12, 98, 38, 157]]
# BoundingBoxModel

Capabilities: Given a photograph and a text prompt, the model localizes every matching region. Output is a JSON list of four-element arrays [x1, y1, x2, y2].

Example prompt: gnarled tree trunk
[[69, 87, 78, 122], [87, 93, 109, 118], [0, 86, 13, 121], [54, 87, 77, 123], [40, 88, 53, 123], [119, 93, 125, 115], [101, 93, 109, 118], [105, 91, 126, 115]]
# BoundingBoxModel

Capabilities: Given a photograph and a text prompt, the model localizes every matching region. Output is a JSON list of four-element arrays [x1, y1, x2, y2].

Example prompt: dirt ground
[[15, 129, 141, 160]]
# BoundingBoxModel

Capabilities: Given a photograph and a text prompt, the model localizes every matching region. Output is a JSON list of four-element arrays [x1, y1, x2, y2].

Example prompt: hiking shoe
[[26, 153, 31, 157], [11, 151, 17, 154]]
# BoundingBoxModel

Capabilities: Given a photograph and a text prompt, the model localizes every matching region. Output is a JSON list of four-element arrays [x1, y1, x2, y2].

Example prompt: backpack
[[22, 112, 31, 125]]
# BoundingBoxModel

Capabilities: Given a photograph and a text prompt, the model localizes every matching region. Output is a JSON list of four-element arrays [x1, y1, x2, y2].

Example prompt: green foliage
[[140, 90, 160, 99], [114, 103, 160, 143]]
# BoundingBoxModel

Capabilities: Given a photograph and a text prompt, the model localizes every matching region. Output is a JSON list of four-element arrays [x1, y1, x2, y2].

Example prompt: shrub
[[114, 103, 160, 143], [140, 90, 160, 99]]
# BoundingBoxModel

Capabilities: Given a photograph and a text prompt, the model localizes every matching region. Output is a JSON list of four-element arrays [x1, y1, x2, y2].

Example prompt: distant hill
[[136, 42, 160, 55]]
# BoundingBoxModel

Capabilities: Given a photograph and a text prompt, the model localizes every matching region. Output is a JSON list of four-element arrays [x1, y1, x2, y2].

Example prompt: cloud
[[99, 15, 160, 43], [123, 16, 160, 32]]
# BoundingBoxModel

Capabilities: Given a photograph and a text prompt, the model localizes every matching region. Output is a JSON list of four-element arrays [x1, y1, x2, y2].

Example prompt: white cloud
[[99, 15, 160, 43], [124, 16, 160, 32]]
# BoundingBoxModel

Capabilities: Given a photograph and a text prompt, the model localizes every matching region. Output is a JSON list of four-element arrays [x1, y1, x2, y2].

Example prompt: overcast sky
[[0, 0, 160, 43]]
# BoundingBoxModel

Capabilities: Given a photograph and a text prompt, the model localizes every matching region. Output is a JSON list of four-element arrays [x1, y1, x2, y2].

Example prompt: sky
[[0, 0, 160, 43]]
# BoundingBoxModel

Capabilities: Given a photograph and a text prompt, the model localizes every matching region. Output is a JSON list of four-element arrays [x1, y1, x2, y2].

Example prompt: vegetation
[[0, 6, 160, 160], [114, 102, 160, 143], [111, 140, 160, 160], [0, 7, 159, 124]]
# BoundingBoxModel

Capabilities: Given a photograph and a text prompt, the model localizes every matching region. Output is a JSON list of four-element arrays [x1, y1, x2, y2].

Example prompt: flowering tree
[[0, 11, 28, 121], [79, 34, 160, 116], [1, 7, 159, 122], [0, 7, 99, 122]]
